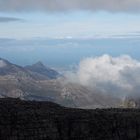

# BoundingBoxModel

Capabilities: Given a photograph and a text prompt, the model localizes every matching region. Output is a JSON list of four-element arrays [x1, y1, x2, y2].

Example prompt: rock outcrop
[[0, 98, 140, 140]]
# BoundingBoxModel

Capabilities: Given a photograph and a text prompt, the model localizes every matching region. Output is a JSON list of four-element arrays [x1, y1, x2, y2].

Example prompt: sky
[[0, 0, 140, 39], [0, 11, 140, 39], [0, 0, 140, 68]]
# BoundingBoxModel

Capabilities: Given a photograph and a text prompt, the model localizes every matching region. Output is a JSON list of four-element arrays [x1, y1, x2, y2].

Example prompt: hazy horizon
[[0, 38, 140, 69]]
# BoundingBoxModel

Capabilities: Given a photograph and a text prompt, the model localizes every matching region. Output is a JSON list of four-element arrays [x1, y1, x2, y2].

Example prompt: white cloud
[[65, 55, 140, 98]]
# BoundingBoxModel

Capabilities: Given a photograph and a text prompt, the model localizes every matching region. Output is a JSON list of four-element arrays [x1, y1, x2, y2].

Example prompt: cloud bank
[[66, 55, 140, 98], [0, 17, 22, 22], [0, 0, 140, 12]]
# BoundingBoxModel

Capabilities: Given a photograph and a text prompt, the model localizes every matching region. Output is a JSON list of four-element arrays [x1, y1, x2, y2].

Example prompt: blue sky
[[0, 11, 140, 39], [0, 0, 140, 68]]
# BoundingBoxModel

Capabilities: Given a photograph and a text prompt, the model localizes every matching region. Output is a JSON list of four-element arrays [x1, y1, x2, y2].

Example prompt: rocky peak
[[25, 61, 59, 79], [32, 61, 46, 68]]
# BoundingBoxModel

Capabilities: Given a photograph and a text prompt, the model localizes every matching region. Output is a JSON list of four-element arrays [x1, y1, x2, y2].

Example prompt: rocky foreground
[[0, 98, 139, 140]]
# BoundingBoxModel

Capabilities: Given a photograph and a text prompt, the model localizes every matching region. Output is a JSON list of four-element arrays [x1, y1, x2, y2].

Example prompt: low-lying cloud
[[65, 55, 140, 98], [0, 0, 140, 12], [0, 17, 22, 22]]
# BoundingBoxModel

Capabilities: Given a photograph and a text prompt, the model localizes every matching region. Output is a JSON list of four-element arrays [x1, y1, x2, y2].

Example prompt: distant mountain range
[[0, 58, 59, 79], [0, 58, 122, 108]]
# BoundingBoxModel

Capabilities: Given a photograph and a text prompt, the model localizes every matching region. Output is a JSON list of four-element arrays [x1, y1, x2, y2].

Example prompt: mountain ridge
[[25, 61, 59, 79], [0, 58, 122, 108]]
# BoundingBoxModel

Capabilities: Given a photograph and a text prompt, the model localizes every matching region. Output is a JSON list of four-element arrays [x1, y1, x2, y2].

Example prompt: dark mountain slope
[[25, 61, 59, 79], [0, 98, 140, 140], [0, 58, 30, 77]]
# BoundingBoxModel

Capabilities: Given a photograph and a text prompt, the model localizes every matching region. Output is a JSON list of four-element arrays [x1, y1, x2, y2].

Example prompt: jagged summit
[[33, 61, 45, 67], [25, 61, 59, 79]]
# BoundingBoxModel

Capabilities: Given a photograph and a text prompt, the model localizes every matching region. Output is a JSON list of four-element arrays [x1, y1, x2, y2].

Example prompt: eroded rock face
[[0, 98, 140, 140]]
